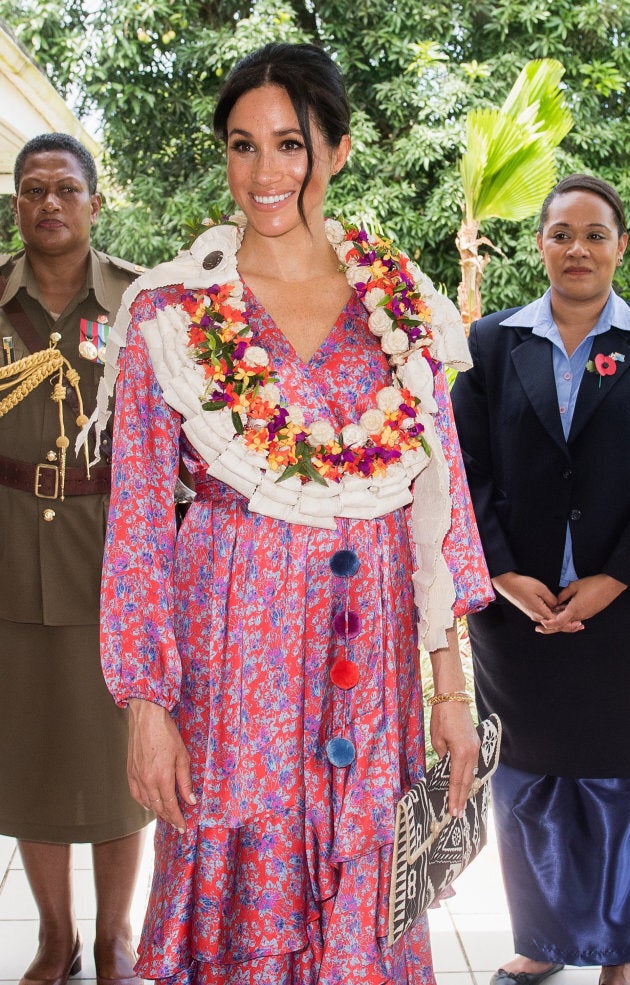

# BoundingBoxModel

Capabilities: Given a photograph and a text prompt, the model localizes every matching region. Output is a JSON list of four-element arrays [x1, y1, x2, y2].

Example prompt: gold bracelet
[[427, 690, 473, 707]]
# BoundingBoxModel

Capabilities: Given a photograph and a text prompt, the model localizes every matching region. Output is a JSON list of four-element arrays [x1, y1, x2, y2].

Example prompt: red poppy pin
[[586, 351, 625, 387]]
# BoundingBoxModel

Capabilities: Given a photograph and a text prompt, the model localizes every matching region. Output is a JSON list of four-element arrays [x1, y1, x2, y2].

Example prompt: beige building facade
[[0, 21, 99, 194]]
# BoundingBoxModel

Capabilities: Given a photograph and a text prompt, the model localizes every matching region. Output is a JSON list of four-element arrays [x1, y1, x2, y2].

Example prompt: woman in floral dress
[[100, 42, 493, 985]]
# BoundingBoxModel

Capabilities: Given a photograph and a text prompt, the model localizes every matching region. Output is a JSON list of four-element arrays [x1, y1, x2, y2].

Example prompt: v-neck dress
[[101, 283, 492, 985]]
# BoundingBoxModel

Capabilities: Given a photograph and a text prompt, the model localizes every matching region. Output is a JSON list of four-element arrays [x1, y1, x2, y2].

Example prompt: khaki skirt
[[0, 618, 152, 843]]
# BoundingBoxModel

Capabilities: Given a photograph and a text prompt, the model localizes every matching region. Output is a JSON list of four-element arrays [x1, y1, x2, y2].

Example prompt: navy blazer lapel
[[569, 328, 630, 443], [510, 330, 567, 452]]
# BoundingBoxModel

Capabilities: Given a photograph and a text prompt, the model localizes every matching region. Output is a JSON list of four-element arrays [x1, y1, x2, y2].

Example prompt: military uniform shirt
[[0, 248, 142, 624]]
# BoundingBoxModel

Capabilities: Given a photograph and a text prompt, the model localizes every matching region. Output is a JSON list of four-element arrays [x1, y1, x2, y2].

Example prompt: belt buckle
[[35, 463, 59, 499]]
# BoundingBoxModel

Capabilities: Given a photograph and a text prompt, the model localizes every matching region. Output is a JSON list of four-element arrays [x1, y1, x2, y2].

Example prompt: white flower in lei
[[307, 420, 337, 448], [359, 408, 386, 433], [242, 345, 268, 367], [367, 307, 393, 336], [341, 424, 369, 448]]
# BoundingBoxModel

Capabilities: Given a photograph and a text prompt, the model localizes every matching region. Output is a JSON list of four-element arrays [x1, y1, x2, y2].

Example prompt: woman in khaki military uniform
[[0, 134, 152, 985]]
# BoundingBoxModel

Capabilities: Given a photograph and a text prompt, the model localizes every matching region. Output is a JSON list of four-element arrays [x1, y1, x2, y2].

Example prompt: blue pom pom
[[326, 736, 356, 768], [329, 549, 360, 578]]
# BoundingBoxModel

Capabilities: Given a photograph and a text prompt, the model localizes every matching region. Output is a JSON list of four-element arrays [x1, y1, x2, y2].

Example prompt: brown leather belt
[[0, 454, 111, 498]]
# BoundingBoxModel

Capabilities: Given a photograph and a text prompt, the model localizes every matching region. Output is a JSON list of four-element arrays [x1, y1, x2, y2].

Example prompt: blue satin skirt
[[492, 764, 630, 966]]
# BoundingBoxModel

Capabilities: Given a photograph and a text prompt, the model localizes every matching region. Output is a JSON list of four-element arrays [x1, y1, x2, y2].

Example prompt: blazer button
[[569, 508, 582, 521], [42, 509, 56, 522], [561, 467, 573, 480]]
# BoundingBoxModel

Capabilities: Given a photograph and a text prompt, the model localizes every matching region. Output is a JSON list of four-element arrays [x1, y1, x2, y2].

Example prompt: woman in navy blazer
[[452, 175, 630, 985]]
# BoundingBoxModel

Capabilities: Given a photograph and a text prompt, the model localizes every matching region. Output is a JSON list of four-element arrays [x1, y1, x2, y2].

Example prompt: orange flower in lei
[[184, 219, 437, 486]]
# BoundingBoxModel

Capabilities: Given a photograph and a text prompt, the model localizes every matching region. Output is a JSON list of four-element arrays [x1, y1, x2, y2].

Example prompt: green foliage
[[0, 198, 21, 256], [460, 59, 573, 224], [1, 0, 630, 310]]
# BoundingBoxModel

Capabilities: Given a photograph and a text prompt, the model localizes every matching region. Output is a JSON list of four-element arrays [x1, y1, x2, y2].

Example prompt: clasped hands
[[492, 571, 627, 634]]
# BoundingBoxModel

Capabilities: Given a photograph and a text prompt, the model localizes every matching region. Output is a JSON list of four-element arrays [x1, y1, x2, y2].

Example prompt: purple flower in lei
[[340, 447, 355, 464], [267, 406, 290, 437], [407, 324, 426, 344], [399, 402, 417, 419], [405, 423, 426, 438], [390, 295, 409, 319], [356, 445, 402, 477], [232, 339, 248, 360]]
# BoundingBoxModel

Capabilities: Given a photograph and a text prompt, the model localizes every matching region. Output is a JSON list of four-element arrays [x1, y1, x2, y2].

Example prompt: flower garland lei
[[181, 216, 438, 488], [86, 213, 472, 645]]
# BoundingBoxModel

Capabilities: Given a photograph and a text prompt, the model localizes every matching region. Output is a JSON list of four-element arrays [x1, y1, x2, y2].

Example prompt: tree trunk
[[456, 219, 492, 334]]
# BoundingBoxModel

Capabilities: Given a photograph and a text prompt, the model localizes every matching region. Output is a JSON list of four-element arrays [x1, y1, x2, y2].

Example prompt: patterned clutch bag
[[388, 713, 502, 945]]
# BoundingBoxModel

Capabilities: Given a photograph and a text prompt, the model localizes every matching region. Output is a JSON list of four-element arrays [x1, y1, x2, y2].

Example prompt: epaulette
[[96, 250, 145, 276]]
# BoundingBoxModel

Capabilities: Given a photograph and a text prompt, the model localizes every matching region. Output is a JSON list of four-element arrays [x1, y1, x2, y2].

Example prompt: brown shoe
[[94, 936, 142, 985], [19, 933, 82, 985]]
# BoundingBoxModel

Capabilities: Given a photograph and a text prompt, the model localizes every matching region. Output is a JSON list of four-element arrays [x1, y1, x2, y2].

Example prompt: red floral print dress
[[101, 284, 492, 984]]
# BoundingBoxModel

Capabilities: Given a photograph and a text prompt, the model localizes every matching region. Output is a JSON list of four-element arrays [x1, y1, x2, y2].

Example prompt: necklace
[[181, 217, 438, 491]]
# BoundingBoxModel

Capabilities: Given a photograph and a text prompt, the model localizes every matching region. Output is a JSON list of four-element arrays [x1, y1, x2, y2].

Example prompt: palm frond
[[472, 143, 558, 221], [502, 59, 573, 145], [464, 108, 538, 179], [461, 110, 557, 222], [459, 57, 573, 225]]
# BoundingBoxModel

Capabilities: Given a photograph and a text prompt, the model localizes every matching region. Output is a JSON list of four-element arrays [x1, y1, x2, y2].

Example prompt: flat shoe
[[19, 933, 82, 985], [491, 965, 565, 985]]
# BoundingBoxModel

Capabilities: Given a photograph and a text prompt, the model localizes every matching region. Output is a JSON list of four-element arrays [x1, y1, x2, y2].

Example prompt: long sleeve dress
[[101, 277, 492, 985]]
